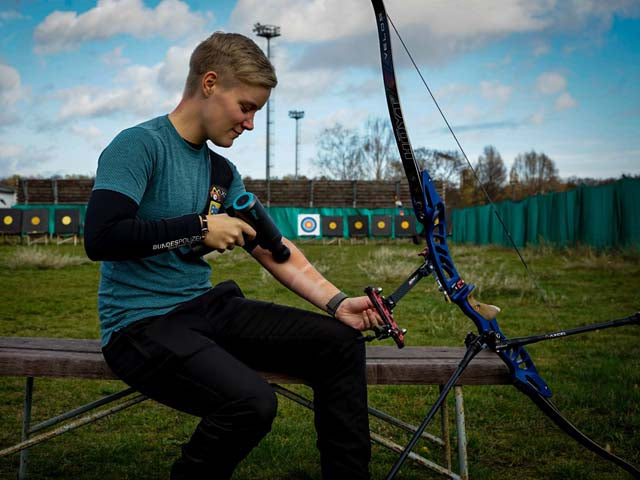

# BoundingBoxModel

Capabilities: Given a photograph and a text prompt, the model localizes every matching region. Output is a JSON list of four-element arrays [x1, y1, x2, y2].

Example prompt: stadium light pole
[[253, 22, 281, 206], [288, 110, 305, 180]]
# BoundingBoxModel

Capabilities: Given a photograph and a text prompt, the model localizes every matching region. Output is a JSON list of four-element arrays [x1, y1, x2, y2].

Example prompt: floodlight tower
[[288, 110, 305, 180], [253, 22, 281, 206]]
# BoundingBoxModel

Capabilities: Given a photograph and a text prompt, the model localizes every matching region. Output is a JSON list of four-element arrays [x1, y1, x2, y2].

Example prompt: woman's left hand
[[333, 296, 383, 331]]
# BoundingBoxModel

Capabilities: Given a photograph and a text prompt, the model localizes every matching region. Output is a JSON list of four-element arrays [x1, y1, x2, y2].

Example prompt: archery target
[[297, 214, 320, 236], [54, 208, 80, 234], [321, 216, 343, 237], [348, 215, 369, 237], [0, 209, 22, 234], [395, 215, 416, 237], [21, 209, 49, 234], [372, 215, 392, 236]]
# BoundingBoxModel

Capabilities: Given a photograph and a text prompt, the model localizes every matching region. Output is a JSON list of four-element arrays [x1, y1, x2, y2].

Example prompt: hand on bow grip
[[364, 286, 406, 348]]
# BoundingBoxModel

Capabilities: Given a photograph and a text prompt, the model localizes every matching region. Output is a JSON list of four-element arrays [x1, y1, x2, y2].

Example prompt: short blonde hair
[[185, 32, 277, 96]]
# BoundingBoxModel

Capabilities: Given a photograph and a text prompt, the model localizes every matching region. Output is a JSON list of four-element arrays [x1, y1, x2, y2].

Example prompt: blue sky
[[1, 0, 639, 181]]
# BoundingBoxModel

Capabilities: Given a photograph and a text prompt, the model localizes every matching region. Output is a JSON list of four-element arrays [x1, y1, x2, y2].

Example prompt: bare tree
[[413, 148, 464, 203], [413, 149, 462, 181], [510, 150, 559, 199], [312, 124, 365, 180], [386, 158, 404, 180], [474, 145, 507, 203], [362, 117, 394, 180], [458, 167, 477, 207]]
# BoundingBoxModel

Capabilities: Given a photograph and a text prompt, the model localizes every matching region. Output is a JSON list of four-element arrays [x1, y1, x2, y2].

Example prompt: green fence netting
[[266, 207, 421, 239], [451, 177, 640, 249]]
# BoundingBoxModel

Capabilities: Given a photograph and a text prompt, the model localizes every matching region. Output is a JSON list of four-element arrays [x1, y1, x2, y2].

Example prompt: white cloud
[[70, 124, 105, 151], [528, 110, 546, 125], [561, 0, 640, 30], [157, 45, 193, 93], [231, 0, 550, 43], [277, 67, 336, 104], [56, 86, 136, 119], [55, 81, 176, 121], [230, 0, 553, 74], [535, 72, 576, 112], [480, 80, 513, 103], [436, 83, 472, 100], [52, 43, 190, 122], [458, 104, 482, 122], [536, 72, 567, 94], [0, 63, 28, 127], [555, 92, 577, 110], [71, 124, 102, 141], [0, 63, 25, 104], [101, 46, 130, 66], [230, 1, 640, 76], [0, 144, 22, 180], [533, 42, 550, 56], [0, 143, 23, 158], [0, 10, 29, 25], [0, 143, 54, 177], [485, 54, 512, 69], [34, 0, 207, 55], [229, 0, 369, 42]]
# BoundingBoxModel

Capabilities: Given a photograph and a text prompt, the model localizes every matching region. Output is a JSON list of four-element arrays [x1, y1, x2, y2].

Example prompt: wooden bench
[[0, 337, 511, 480]]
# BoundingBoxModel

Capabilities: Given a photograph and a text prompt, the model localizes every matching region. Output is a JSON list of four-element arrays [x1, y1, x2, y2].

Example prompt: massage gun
[[227, 192, 290, 262], [188, 192, 290, 262]]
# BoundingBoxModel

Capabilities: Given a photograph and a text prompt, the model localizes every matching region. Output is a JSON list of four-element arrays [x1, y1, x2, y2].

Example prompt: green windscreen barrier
[[10, 205, 421, 240], [451, 178, 640, 249], [617, 178, 640, 247], [266, 207, 422, 239], [13, 204, 87, 234]]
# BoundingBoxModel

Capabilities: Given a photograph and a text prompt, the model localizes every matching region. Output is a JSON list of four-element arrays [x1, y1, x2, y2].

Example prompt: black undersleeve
[[84, 189, 203, 261]]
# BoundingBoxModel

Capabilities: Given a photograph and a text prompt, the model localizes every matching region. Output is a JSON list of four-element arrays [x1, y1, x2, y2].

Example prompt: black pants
[[102, 280, 370, 479]]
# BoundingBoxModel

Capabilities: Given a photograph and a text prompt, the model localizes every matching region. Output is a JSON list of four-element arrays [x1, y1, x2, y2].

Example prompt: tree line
[[311, 117, 635, 208]]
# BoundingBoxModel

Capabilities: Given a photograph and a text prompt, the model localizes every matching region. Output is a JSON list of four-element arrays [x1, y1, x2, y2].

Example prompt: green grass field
[[0, 242, 639, 479]]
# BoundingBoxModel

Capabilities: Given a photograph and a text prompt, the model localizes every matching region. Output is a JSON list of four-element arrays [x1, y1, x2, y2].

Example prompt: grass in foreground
[[0, 242, 638, 479]]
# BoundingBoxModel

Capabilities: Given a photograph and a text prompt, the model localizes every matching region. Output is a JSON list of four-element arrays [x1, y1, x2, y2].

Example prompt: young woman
[[85, 32, 379, 480]]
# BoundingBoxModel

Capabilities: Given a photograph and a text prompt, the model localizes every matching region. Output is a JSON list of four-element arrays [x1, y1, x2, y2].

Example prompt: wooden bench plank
[[0, 348, 112, 379], [0, 337, 101, 352], [0, 337, 511, 386]]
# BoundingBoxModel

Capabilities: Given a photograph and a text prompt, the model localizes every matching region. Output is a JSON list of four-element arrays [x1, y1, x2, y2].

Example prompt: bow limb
[[371, 0, 425, 221], [520, 388, 640, 478]]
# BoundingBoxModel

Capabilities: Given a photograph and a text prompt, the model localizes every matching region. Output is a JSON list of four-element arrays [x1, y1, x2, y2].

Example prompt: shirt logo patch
[[208, 185, 228, 214]]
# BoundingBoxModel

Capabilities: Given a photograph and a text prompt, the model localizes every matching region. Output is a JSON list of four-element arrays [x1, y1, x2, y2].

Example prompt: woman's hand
[[202, 213, 256, 251], [334, 296, 383, 331]]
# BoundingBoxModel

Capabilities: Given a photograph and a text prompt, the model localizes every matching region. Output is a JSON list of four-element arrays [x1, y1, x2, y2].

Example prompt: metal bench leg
[[454, 386, 469, 480], [19, 377, 34, 480], [1, 390, 146, 458], [440, 385, 452, 471]]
